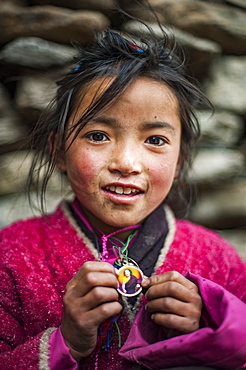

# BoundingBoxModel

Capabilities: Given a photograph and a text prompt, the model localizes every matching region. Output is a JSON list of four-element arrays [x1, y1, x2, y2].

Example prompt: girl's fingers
[[145, 296, 200, 318], [61, 261, 123, 359], [63, 260, 121, 327], [65, 286, 120, 312], [142, 270, 198, 293], [69, 271, 119, 297], [143, 271, 202, 334], [145, 280, 200, 304], [150, 312, 199, 333], [61, 299, 123, 360], [68, 261, 118, 282], [66, 261, 119, 297], [78, 301, 123, 328]]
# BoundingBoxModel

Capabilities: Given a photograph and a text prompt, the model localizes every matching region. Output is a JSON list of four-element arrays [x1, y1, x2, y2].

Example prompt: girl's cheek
[[149, 160, 176, 185], [71, 150, 106, 179]]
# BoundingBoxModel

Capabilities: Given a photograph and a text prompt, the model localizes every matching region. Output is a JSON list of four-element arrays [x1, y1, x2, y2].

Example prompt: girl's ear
[[56, 153, 67, 173], [49, 133, 67, 173], [174, 153, 184, 179]]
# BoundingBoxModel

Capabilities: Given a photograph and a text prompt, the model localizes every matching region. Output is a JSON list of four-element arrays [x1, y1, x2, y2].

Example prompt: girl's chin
[[78, 204, 145, 234]]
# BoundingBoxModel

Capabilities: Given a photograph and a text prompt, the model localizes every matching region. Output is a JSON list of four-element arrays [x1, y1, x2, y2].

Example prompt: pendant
[[114, 257, 144, 297]]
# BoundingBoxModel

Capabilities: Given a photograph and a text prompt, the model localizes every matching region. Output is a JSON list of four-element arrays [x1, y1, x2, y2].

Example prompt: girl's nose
[[108, 143, 142, 176]]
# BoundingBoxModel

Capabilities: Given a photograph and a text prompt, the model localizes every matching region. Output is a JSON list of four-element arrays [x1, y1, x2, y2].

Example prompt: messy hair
[[27, 25, 210, 215]]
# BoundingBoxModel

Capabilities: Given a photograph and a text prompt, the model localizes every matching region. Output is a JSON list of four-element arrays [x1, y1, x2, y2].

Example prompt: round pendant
[[116, 261, 144, 297]]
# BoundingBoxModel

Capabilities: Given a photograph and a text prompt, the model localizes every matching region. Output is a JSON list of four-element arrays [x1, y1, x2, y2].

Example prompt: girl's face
[[58, 77, 182, 235]]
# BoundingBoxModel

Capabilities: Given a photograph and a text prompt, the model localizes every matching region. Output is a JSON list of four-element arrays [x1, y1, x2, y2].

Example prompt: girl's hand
[[60, 261, 122, 361], [142, 271, 202, 338]]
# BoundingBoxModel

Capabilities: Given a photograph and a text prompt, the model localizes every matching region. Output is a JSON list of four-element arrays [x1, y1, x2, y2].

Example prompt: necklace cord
[[93, 226, 141, 359], [96, 225, 141, 262]]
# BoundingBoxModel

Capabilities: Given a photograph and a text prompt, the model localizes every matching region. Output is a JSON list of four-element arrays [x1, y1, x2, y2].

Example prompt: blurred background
[[0, 0, 245, 259]]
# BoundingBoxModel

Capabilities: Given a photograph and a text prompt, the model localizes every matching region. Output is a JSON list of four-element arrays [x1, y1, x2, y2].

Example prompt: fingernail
[[141, 277, 150, 287]]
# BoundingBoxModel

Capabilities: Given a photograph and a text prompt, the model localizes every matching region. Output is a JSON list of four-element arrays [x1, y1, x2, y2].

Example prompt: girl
[[0, 28, 246, 370]]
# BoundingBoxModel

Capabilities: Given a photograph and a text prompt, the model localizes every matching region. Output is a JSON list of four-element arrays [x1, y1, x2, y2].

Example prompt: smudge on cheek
[[66, 151, 110, 201], [69, 150, 101, 178], [150, 162, 175, 183], [79, 161, 98, 178]]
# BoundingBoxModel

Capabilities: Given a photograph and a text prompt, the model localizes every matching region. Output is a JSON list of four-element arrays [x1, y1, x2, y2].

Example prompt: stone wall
[[0, 0, 245, 259]]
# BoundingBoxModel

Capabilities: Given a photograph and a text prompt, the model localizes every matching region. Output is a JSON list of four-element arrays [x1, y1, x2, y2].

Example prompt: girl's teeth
[[123, 187, 132, 195], [105, 186, 139, 195], [115, 186, 123, 194]]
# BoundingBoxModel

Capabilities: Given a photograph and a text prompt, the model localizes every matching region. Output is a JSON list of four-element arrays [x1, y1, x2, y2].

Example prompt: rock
[[218, 229, 246, 261], [27, 0, 117, 15], [0, 114, 26, 147], [122, 20, 219, 52], [12, 74, 58, 128], [0, 84, 27, 146], [223, 0, 246, 10], [0, 5, 110, 46], [0, 0, 24, 11], [197, 110, 244, 147], [148, 0, 246, 55], [189, 178, 246, 229], [189, 149, 245, 184], [0, 150, 64, 195], [0, 37, 76, 68], [204, 56, 246, 115], [0, 151, 34, 195], [115, 1, 166, 24], [0, 148, 71, 228], [15, 75, 57, 111], [122, 20, 221, 80]]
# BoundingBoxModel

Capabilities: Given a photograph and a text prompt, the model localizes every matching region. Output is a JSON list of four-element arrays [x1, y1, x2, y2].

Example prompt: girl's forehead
[[70, 76, 115, 124], [73, 76, 179, 121], [75, 77, 114, 109]]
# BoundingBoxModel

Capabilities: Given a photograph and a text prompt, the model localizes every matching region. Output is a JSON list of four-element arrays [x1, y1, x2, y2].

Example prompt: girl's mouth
[[104, 185, 142, 196]]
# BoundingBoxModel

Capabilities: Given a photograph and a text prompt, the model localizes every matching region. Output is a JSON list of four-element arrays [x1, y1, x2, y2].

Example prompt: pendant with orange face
[[115, 258, 143, 297]]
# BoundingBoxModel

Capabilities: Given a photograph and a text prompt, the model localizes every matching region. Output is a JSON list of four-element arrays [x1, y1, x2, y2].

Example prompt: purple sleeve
[[49, 327, 79, 370], [119, 273, 246, 369]]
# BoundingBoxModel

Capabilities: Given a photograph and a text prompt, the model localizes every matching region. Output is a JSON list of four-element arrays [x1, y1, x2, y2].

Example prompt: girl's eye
[[146, 136, 167, 146], [86, 132, 109, 142]]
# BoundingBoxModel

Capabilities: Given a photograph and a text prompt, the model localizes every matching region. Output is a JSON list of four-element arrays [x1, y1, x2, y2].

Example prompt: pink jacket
[[0, 202, 245, 369], [120, 272, 246, 369]]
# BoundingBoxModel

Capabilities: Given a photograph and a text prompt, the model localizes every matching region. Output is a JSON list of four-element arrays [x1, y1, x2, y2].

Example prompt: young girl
[[0, 28, 245, 370]]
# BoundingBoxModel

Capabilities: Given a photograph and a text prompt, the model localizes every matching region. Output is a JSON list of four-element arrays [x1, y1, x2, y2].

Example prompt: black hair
[[124, 268, 133, 276], [27, 25, 210, 215]]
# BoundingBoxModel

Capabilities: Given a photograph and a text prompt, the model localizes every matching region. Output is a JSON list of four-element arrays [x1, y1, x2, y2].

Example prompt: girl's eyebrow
[[141, 121, 175, 131], [90, 116, 117, 125], [90, 116, 176, 131]]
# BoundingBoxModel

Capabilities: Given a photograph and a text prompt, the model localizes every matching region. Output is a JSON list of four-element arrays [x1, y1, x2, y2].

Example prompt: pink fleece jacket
[[0, 202, 245, 370]]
